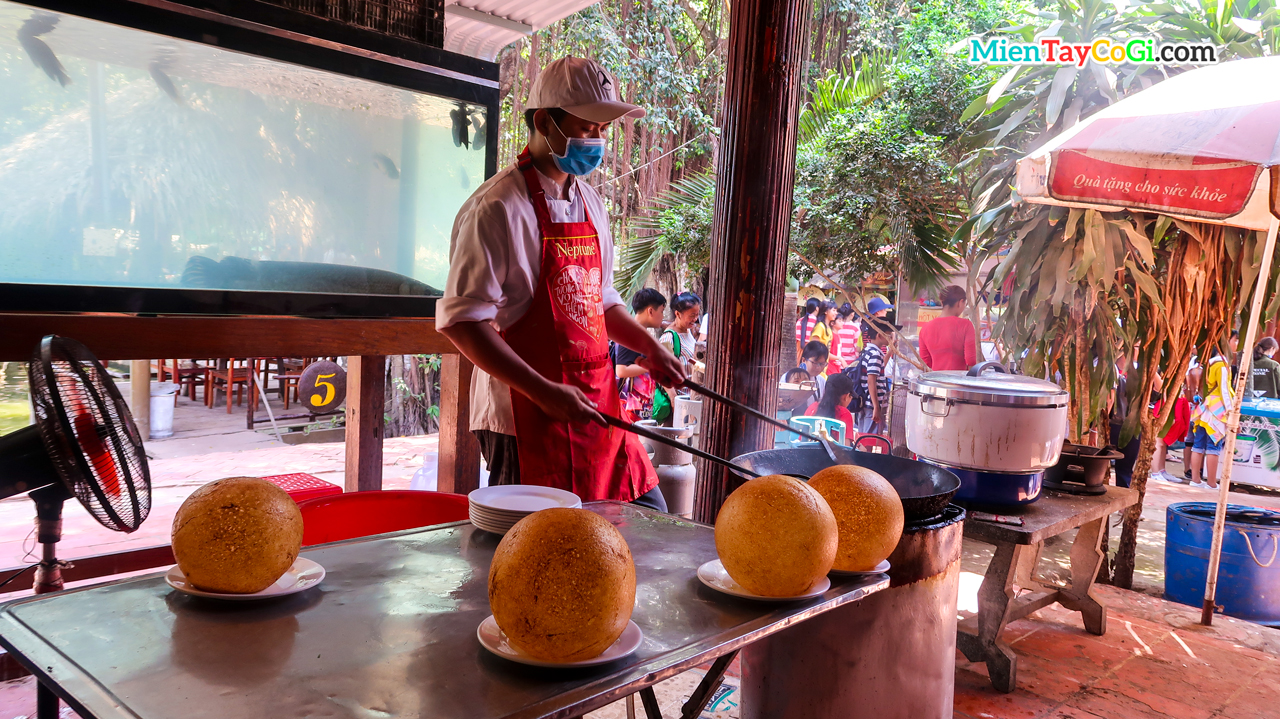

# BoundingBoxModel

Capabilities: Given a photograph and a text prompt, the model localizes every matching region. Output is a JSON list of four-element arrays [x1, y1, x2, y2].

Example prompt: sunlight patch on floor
[[958, 570, 983, 614]]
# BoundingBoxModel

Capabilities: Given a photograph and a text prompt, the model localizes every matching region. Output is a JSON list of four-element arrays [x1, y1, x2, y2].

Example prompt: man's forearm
[[617, 364, 647, 379], [868, 375, 881, 413], [438, 321, 551, 403]]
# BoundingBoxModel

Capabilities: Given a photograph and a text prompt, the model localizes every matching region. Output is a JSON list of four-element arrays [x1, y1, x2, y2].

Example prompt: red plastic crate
[[260, 473, 343, 504]]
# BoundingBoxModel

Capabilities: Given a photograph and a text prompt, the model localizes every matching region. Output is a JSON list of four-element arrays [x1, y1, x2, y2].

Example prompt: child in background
[[795, 297, 821, 363], [837, 304, 862, 359], [1183, 364, 1204, 482], [855, 323, 891, 434], [808, 301, 838, 348], [800, 340, 831, 401], [805, 373, 856, 433]]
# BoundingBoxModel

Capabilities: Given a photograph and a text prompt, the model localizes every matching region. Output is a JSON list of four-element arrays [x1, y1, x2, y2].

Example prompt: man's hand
[[639, 348, 686, 388], [531, 380, 605, 425]]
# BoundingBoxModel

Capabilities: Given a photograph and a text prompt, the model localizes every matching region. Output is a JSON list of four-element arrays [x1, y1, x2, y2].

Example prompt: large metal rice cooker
[[906, 362, 1068, 506]]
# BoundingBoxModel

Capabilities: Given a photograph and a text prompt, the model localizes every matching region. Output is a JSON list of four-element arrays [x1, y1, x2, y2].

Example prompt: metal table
[[0, 502, 887, 719], [957, 486, 1139, 693]]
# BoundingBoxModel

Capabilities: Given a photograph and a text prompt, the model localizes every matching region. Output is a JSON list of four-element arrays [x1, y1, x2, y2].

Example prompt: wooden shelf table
[[957, 486, 1139, 693]]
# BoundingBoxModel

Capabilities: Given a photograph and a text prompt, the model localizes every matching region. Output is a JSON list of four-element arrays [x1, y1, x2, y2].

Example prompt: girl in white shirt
[[661, 292, 702, 368]]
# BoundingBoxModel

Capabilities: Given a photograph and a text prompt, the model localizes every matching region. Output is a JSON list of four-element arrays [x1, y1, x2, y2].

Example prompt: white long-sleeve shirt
[[438, 161, 624, 435]]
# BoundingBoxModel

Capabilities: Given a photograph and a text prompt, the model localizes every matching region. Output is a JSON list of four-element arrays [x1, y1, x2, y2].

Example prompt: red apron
[[501, 149, 657, 502]]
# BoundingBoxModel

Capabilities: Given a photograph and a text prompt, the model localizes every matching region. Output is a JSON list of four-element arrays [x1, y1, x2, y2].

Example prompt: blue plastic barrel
[[1165, 502, 1280, 626]]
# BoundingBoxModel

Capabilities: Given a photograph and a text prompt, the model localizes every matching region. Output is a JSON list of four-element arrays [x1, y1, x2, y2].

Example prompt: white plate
[[470, 519, 517, 535], [467, 506, 533, 522], [476, 615, 643, 668], [696, 559, 831, 602], [829, 559, 891, 577], [468, 486, 582, 513], [166, 558, 325, 600]]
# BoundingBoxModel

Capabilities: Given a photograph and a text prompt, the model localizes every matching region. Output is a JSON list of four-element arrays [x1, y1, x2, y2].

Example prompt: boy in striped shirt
[[856, 322, 891, 434]]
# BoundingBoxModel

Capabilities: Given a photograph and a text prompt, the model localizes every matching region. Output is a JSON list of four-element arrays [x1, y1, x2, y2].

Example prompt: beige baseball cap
[[526, 56, 646, 123]]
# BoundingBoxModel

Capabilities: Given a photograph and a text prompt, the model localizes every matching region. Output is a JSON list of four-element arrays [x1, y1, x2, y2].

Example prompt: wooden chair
[[151, 360, 211, 404], [175, 360, 213, 403], [150, 360, 175, 384], [276, 357, 339, 410], [205, 359, 253, 413], [275, 357, 311, 410]]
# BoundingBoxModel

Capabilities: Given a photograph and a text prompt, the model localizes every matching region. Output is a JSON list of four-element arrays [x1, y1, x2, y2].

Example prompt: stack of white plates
[[468, 485, 582, 535]]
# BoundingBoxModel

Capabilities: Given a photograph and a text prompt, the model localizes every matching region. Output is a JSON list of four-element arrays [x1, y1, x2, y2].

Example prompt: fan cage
[[266, 0, 446, 47], [28, 339, 151, 533]]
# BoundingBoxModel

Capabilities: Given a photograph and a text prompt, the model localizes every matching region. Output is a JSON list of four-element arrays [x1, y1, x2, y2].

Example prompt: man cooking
[[438, 56, 684, 511]]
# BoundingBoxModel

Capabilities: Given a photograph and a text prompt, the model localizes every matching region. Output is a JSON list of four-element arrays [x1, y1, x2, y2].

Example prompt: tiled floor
[[952, 585, 1280, 719]]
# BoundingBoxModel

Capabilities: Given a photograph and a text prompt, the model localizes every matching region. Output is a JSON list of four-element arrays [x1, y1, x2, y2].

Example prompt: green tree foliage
[[788, 0, 1023, 290], [619, 0, 1026, 295], [791, 104, 961, 291]]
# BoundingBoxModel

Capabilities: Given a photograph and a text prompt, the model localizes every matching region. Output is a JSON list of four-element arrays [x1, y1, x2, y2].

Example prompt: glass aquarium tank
[[0, 1, 490, 303]]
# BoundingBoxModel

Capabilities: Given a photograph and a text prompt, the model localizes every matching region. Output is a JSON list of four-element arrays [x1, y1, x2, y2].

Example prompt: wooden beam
[[436, 354, 482, 494], [345, 356, 387, 492], [0, 314, 456, 362], [694, 0, 813, 524]]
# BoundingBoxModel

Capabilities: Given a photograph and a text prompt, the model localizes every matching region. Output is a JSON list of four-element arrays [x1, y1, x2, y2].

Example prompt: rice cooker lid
[[910, 366, 1069, 407]]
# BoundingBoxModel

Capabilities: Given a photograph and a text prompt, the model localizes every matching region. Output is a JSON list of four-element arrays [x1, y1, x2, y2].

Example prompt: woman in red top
[[805, 373, 857, 435], [919, 285, 977, 371]]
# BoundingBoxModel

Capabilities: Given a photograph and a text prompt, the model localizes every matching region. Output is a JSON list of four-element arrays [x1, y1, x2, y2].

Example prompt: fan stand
[[29, 483, 70, 595], [29, 483, 71, 719]]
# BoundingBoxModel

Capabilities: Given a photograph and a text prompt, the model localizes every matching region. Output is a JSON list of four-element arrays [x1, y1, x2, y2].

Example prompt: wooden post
[[344, 355, 386, 492], [694, 0, 813, 524], [129, 360, 150, 441], [437, 354, 482, 494]]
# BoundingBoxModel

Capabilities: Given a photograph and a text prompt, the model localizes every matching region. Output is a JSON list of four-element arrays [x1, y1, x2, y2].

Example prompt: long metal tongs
[[598, 414, 762, 479], [681, 379, 858, 465]]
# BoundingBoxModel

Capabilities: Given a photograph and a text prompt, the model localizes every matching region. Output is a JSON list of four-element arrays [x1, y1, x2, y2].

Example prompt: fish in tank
[[0, 1, 488, 297]]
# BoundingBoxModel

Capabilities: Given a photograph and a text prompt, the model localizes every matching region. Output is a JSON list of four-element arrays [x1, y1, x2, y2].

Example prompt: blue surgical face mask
[[548, 116, 606, 176]]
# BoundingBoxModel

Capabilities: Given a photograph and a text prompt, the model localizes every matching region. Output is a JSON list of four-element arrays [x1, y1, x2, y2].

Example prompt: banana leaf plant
[[1155, 0, 1280, 57], [796, 51, 898, 145], [614, 170, 715, 298]]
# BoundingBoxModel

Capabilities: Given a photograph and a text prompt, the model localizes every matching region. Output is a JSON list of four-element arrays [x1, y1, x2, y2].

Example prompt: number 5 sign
[[298, 360, 347, 412]]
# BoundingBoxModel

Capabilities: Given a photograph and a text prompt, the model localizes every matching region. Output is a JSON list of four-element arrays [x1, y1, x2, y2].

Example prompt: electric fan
[[0, 335, 151, 594]]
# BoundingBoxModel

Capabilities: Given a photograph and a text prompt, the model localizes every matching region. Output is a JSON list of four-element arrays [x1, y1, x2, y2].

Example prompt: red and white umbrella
[[1018, 55, 1280, 231], [1015, 56, 1280, 626]]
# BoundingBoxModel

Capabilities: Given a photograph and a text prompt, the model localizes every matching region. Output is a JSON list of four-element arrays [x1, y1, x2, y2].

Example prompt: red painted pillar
[[694, 0, 813, 524]]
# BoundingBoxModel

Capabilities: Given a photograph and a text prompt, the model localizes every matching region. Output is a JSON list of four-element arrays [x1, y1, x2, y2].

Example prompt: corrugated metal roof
[[444, 0, 600, 61]]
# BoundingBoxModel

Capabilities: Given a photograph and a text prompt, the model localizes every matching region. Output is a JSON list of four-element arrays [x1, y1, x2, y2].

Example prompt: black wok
[[731, 446, 961, 521]]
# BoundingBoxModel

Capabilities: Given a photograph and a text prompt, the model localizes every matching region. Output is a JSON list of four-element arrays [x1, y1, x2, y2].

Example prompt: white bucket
[[149, 382, 179, 439]]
